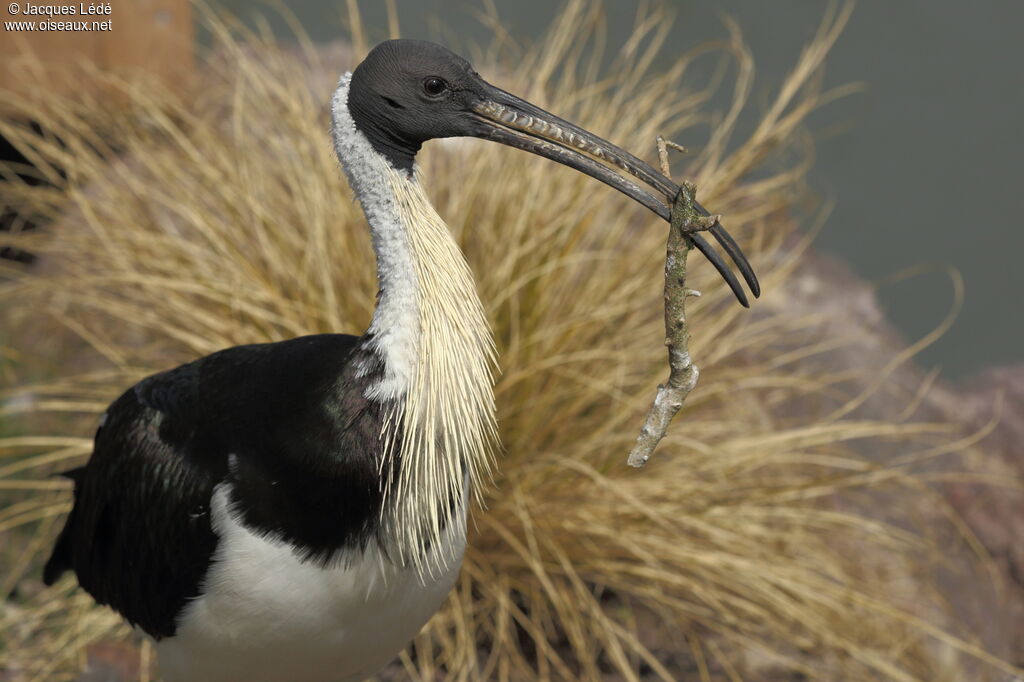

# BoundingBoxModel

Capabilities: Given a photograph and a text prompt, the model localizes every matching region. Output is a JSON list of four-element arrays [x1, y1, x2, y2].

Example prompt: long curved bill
[[470, 85, 760, 307]]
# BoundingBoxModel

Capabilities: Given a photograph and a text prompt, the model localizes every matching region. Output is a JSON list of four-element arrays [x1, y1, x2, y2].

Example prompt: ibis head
[[348, 39, 759, 305]]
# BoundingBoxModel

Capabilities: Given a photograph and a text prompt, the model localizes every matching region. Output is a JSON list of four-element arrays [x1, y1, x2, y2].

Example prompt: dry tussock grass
[[0, 2, 1017, 680]]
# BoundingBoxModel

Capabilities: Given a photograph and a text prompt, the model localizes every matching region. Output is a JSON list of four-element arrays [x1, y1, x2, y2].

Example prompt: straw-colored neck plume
[[331, 74, 497, 569]]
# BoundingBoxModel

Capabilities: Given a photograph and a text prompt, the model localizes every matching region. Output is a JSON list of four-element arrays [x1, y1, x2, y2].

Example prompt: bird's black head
[[348, 40, 489, 172], [343, 39, 760, 306]]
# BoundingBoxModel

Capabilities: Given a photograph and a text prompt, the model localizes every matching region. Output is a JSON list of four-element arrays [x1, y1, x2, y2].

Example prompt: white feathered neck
[[330, 74, 497, 571]]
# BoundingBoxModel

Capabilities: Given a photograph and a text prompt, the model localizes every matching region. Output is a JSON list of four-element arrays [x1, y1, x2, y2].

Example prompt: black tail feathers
[[42, 466, 85, 585], [42, 527, 72, 585]]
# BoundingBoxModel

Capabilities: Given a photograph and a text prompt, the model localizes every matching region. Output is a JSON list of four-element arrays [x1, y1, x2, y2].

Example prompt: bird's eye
[[422, 77, 448, 97]]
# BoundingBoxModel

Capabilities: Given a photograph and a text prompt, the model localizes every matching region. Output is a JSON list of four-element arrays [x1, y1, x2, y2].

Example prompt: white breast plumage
[[156, 485, 466, 682]]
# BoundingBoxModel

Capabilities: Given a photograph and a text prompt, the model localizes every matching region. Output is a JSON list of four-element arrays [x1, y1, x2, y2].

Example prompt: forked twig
[[627, 137, 716, 467]]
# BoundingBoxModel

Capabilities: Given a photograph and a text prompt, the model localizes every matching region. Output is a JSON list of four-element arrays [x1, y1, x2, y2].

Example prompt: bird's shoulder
[[130, 332, 366, 427]]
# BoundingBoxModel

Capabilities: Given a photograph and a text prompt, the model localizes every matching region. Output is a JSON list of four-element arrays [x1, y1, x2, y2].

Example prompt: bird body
[[44, 39, 757, 681], [43, 331, 472, 682]]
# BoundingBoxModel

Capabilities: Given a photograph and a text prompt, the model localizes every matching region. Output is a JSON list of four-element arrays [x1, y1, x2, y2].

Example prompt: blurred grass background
[[0, 2, 1021, 681]]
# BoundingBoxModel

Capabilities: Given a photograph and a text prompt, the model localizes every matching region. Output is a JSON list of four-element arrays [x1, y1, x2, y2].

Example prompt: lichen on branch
[[627, 139, 716, 468]]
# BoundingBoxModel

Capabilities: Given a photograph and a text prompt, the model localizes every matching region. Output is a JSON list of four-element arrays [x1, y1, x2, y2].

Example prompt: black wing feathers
[[44, 374, 224, 639], [43, 334, 387, 639]]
